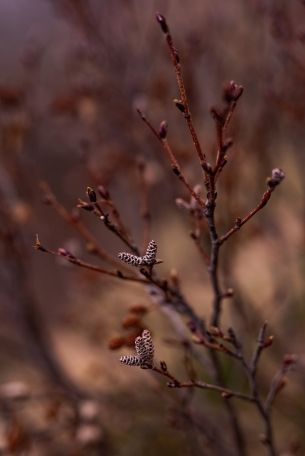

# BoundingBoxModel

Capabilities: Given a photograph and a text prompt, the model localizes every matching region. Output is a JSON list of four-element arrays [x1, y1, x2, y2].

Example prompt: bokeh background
[[0, 0, 304, 454]]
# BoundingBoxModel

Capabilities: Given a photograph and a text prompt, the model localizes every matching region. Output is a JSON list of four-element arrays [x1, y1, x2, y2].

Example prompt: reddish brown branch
[[40, 181, 118, 267], [152, 365, 254, 403], [265, 355, 297, 413], [156, 13, 210, 175], [219, 189, 273, 245], [137, 109, 205, 208], [34, 235, 148, 284], [137, 159, 152, 253]]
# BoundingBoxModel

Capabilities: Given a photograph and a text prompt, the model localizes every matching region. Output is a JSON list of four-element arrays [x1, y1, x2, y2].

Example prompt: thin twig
[[34, 235, 148, 284], [229, 328, 278, 456], [152, 366, 254, 403], [265, 355, 297, 413], [251, 322, 269, 378], [137, 159, 152, 253], [155, 13, 210, 175], [219, 188, 274, 245], [40, 181, 118, 267], [137, 109, 205, 208]]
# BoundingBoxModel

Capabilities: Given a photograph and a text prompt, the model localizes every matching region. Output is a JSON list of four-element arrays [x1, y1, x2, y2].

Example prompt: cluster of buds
[[118, 240, 158, 267], [120, 329, 154, 369]]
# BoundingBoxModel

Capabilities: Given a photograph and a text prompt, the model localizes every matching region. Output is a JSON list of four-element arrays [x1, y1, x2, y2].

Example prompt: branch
[[265, 355, 297, 413], [136, 158, 152, 253], [34, 235, 148, 285], [155, 13, 210, 175], [152, 365, 254, 404], [219, 169, 285, 245], [85, 187, 139, 254], [39, 181, 119, 267], [137, 110, 205, 208]]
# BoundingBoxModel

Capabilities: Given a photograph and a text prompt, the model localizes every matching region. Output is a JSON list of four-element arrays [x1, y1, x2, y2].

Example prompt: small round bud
[[121, 314, 141, 329], [97, 185, 110, 200], [173, 98, 185, 113], [223, 80, 244, 103], [108, 336, 126, 350], [283, 354, 297, 366], [267, 168, 285, 188], [156, 13, 169, 34], [128, 304, 148, 314], [160, 361, 168, 372], [86, 187, 97, 203], [159, 120, 168, 139]]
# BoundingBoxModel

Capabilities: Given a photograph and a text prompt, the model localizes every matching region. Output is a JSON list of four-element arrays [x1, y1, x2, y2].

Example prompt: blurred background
[[0, 0, 304, 454]]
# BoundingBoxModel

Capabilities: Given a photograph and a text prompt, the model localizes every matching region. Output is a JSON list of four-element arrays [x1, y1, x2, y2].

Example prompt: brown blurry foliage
[[0, 1, 305, 455]]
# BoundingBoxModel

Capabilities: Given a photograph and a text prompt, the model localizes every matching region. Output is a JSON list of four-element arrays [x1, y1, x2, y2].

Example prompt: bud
[[158, 120, 168, 139], [263, 335, 274, 348], [223, 80, 244, 103], [121, 314, 141, 329], [57, 248, 76, 261], [221, 391, 232, 399], [76, 424, 103, 446], [160, 361, 168, 372], [191, 334, 202, 344], [42, 194, 53, 205], [34, 234, 47, 252], [128, 304, 148, 314], [190, 231, 198, 240], [187, 320, 197, 333], [170, 267, 179, 280], [235, 217, 242, 228], [156, 12, 169, 34], [86, 242, 98, 254], [77, 199, 94, 211], [210, 106, 225, 125], [175, 198, 190, 211], [108, 336, 126, 350], [224, 288, 234, 298], [86, 187, 97, 203], [0, 382, 30, 401], [283, 354, 297, 366], [97, 185, 110, 200], [267, 168, 285, 189], [223, 137, 233, 151], [70, 208, 80, 222], [124, 329, 143, 347], [173, 98, 185, 113], [167, 381, 179, 388], [78, 400, 100, 421], [209, 326, 223, 337]]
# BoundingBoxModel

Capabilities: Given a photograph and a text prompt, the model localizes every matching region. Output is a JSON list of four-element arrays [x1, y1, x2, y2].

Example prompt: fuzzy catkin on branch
[[118, 240, 158, 267], [120, 329, 154, 369]]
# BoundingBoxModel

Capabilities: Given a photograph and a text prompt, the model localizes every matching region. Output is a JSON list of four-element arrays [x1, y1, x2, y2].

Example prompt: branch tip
[[156, 12, 169, 34]]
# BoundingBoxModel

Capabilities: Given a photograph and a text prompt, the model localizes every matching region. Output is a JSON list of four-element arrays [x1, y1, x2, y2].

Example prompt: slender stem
[[152, 366, 253, 403], [92, 201, 139, 255], [35, 239, 148, 284], [251, 322, 268, 378], [137, 159, 151, 253], [219, 189, 274, 245], [160, 22, 209, 174], [137, 109, 205, 208], [40, 181, 119, 267], [205, 200, 223, 327], [230, 330, 278, 456]]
